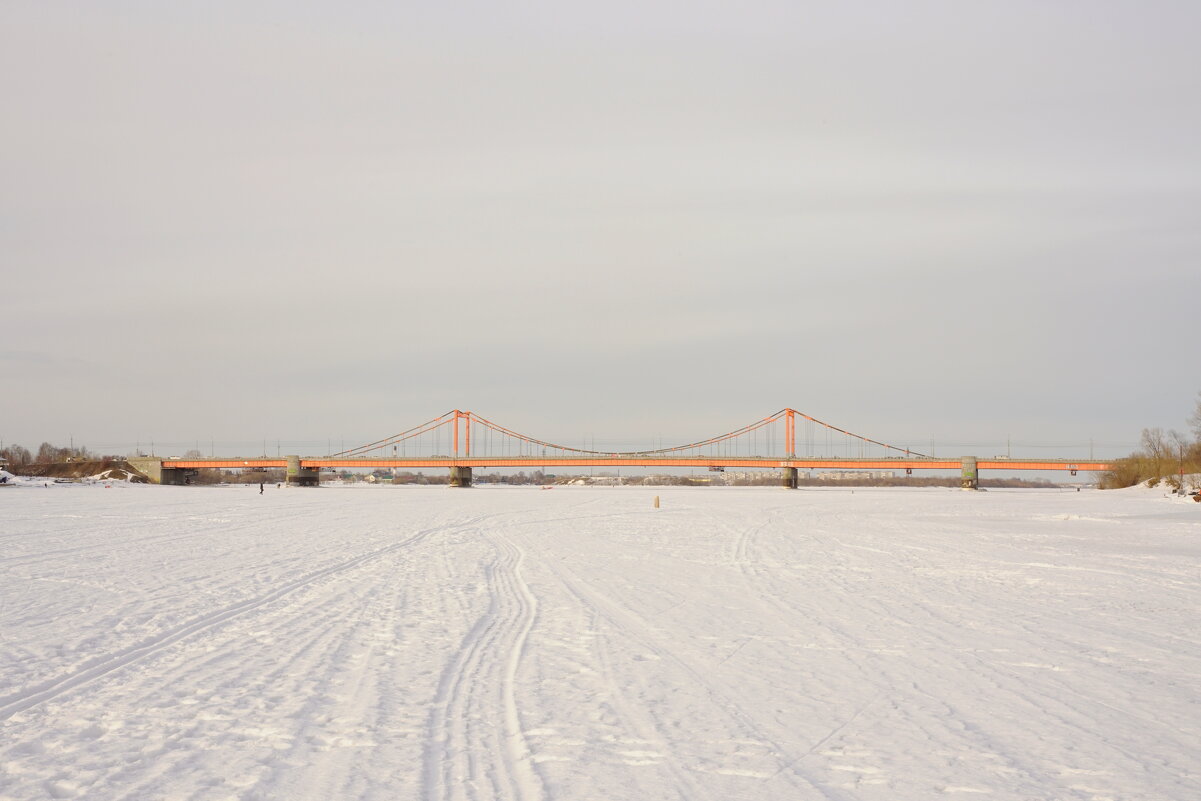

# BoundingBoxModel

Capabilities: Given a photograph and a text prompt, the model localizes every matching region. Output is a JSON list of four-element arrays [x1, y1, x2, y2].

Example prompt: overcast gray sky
[[3, 0, 1199, 457]]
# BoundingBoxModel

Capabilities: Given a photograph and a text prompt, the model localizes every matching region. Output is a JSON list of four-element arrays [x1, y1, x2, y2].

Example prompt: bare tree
[[1140, 428, 1171, 482], [1167, 430, 1189, 489], [1099, 393, 1201, 490], [1, 444, 32, 467], [1189, 391, 1201, 441]]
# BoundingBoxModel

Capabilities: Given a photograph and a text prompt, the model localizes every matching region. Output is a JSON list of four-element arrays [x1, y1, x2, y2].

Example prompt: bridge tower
[[448, 410, 473, 487], [781, 410, 798, 488]]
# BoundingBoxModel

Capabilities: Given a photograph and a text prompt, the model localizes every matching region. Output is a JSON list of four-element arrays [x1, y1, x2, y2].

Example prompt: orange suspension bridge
[[131, 409, 1110, 488]]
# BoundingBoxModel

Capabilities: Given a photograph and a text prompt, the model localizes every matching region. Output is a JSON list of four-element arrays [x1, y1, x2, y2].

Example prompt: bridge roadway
[[139, 455, 1112, 489], [161, 457, 1108, 471]]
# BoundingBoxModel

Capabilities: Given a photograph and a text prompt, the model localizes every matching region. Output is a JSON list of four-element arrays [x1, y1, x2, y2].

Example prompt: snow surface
[[2, 483, 1199, 801]]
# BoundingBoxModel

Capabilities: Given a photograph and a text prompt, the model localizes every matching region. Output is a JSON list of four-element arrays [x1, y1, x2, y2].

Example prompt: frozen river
[[2, 483, 1199, 800]]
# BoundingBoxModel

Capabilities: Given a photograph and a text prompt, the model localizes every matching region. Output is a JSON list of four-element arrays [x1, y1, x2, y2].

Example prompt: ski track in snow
[[421, 528, 544, 801], [1, 484, 1199, 800], [0, 521, 453, 723]]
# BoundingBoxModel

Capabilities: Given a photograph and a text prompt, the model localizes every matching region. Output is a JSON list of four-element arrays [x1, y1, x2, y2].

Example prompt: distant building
[[812, 470, 896, 481]]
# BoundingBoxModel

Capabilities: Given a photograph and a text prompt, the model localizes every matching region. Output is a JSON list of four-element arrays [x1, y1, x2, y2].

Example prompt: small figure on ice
[[259, 482, 264, 494]]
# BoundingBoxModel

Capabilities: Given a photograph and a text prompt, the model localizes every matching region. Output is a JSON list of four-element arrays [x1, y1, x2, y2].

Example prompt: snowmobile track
[[0, 517, 492, 722]]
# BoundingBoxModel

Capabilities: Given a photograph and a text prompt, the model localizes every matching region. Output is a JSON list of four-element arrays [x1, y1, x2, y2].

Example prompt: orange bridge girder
[[160, 457, 1111, 472]]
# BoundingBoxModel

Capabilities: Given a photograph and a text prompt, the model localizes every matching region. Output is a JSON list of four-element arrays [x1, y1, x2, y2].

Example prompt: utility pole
[[1180, 443, 1186, 490]]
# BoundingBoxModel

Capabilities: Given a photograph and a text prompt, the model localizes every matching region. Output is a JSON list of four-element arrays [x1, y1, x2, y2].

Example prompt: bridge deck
[[162, 457, 1111, 472]]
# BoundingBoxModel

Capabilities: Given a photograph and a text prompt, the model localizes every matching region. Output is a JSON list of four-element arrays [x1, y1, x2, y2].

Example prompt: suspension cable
[[338, 408, 930, 460]]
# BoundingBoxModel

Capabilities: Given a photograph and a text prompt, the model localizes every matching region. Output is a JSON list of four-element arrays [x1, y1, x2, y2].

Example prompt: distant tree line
[[1, 442, 124, 468], [1099, 392, 1201, 491], [187, 468, 287, 485], [793, 476, 1060, 489]]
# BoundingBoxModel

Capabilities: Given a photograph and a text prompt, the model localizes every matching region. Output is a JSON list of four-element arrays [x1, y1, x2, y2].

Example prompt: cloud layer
[[3, 1, 1199, 454]]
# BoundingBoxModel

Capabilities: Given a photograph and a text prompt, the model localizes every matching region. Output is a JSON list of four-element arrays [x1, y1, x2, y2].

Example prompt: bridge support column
[[127, 459, 199, 485], [286, 455, 319, 487], [160, 468, 194, 486], [127, 457, 166, 484], [960, 456, 979, 490], [781, 467, 798, 489], [449, 465, 473, 488]]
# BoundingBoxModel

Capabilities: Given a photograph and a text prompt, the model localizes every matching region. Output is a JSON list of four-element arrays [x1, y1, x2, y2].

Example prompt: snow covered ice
[[2, 483, 1199, 800]]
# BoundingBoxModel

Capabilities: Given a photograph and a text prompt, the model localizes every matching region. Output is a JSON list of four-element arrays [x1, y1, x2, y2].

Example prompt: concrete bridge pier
[[286, 455, 320, 487], [127, 458, 198, 485], [961, 456, 979, 490], [782, 466, 798, 489], [449, 465, 473, 488], [161, 468, 197, 485]]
